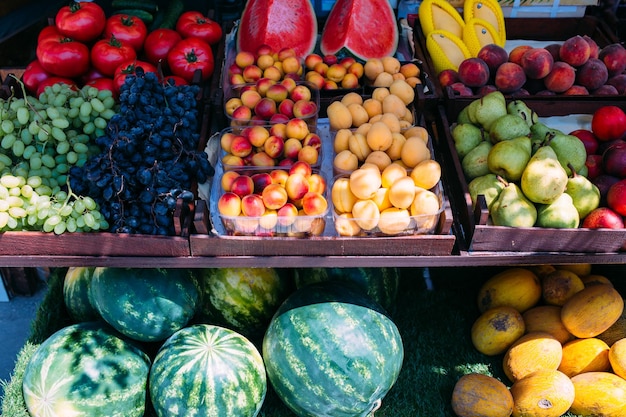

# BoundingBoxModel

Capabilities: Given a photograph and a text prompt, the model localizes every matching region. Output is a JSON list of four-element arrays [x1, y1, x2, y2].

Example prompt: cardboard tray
[[435, 99, 626, 253], [414, 16, 620, 104]]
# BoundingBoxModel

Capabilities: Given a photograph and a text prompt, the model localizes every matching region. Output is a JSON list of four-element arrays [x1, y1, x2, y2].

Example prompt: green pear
[[536, 193, 580, 228], [452, 123, 485, 159], [487, 136, 532, 182], [547, 132, 587, 176], [456, 106, 473, 125], [466, 99, 481, 125], [489, 114, 531, 143], [565, 167, 601, 219], [530, 122, 563, 150], [462, 141, 492, 180], [468, 174, 506, 209], [474, 91, 508, 131], [520, 145, 568, 204], [506, 99, 539, 127], [490, 181, 537, 227]]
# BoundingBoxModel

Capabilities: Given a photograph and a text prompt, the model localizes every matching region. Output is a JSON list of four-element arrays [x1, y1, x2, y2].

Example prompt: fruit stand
[[3, 0, 626, 416]]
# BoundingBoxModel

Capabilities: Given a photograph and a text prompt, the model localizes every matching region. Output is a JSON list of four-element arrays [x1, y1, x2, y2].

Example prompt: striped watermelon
[[263, 281, 404, 417], [195, 267, 293, 339], [89, 268, 199, 342], [22, 322, 150, 417], [63, 267, 100, 322], [293, 267, 400, 312], [149, 324, 267, 417]]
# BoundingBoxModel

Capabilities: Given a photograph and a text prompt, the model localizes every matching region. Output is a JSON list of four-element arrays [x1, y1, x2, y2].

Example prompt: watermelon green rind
[[263, 282, 404, 417], [196, 267, 293, 339], [237, 0, 318, 60], [63, 267, 100, 322], [149, 324, 267, 417], [22, 322, 150, 417], [294, 267, 400, 312], [89, 268, 200, 342], [319, 0, 399, 60]]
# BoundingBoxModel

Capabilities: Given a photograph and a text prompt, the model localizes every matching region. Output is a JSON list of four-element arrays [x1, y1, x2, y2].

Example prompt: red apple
[[569, 129, 599, 155], [592, 106, 626, 141], [581, 207, 624, 229], [585, 154, 604, 179], [607, 179, 626, 216]]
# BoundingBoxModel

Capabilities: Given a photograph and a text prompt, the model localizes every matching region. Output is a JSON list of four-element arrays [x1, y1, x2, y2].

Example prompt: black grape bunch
[[70, 67, 214, 235]]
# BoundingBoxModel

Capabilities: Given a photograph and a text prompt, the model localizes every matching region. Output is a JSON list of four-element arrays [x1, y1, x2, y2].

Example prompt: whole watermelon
[[293, 267, 400, 312], [89, 268, 199, 342], [63, 266, 100, 322], [22, 322, 150, 417], [149, 324, 267, 417], [263, 281, 404, 417], [195, 267, 293, 339]]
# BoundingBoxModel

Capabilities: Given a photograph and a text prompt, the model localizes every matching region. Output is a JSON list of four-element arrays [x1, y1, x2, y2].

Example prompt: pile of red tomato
[[22, 2, 222, 97]]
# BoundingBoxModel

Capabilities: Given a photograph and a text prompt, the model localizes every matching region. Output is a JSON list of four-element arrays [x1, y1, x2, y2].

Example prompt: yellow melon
[[570, 371, 626, 417], [597, 304, 626, 347], [510, 369, 575, 417], [541, 269, 584, 306], [471, 306, 525, 356], [522, 305, 574, 345], [451, 373, 513, 417], [502, 332, 562, 383], [558, 337, 610, 377], [581, 274, 614, 287], [477, 268, 542, 313], [561, 284, 624, 338], [557, 263, 592, 277], [608, 338, 626, 379]]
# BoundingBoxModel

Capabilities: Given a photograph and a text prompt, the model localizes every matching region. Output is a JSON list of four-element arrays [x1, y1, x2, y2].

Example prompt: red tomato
[[175, 11, 222, 45], [142, 28, 182, 68], [91, 35, 137, 77], [36, 77, 77, 97], [104, 14, 148, 52], [113, 60, 158, 94], [85, 77, 117, 99], [161, 75, 188, 86], [36, 37, 90, 78], [37, 25, 62, 44], [55, 1, 106, 43], [167, 37, 214, 83], [80, 67, 107, 84], [22, 60, 53, 95]]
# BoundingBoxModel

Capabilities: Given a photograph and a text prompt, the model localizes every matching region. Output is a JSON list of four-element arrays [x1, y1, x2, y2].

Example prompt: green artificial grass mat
[[3, 265, 625, 416]]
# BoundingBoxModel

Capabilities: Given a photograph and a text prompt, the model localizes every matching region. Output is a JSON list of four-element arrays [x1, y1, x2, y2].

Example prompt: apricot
[[373, 72, 394, 87], [349, 167, 381, 200], [410, 159, 442, 190], [331, 177, 358, 213], [347, 103, 370, 127], [364, 58, 384, 81], [365, 150, 392, 171], [327, 101, 353, 130], [351, 199, 380, 230], [334, 149, 359, 172], [362, 98, 383, 119], [389, 176, 416, 209], [385, 133, 407, 162], [389, 79, 415, 106], [381, 56, 401, 74], [382, 94, 407, 119], [348, 132, 372, 161], [378, 207, 411, 235], [379, 113, 402, 133], [366, 121, 393, 152], [401, 137, 431, 168], [334, 212, 362, 236]]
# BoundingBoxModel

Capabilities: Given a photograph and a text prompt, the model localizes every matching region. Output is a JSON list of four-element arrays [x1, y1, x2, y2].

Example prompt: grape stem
[[9, 74, 51, 137]]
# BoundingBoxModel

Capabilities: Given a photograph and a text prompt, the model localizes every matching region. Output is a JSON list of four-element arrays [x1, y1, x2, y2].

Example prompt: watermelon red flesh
[[237, 0, 318, 60], [320, 0, 399, 60], [149, 324, 267, 417], [22, 322, 150, 417], [262, 282, 403, 417]]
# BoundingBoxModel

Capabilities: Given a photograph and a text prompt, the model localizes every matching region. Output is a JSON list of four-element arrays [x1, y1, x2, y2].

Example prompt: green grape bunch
[[0, 78, 117, 234]]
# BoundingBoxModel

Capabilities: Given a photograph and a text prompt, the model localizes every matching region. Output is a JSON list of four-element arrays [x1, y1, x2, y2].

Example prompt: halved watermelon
[[237, 0, 317, 60], [320, 0, 399, 60]]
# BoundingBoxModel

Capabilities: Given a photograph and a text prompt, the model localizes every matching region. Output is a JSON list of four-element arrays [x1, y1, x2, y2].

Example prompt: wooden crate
[[435, 98, 626, 253]]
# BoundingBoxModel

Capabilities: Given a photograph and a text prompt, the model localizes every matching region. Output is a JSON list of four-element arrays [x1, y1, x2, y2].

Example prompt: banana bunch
[[419, 0, 506, 74]]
